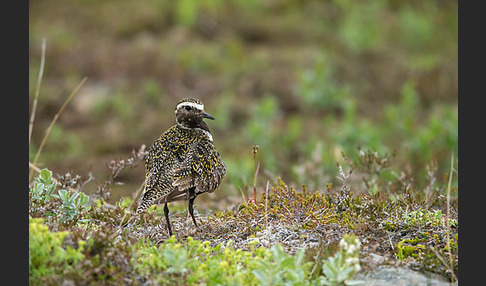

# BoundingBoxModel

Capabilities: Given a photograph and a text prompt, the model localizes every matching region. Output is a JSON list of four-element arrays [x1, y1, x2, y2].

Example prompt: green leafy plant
[[319, 234, 363, 286], [132, 236, 268, 285], [253, 244, 310, 286], [57, 189, 90, 224], [29, 168, 58, 203], [29, 168, 91, 226]]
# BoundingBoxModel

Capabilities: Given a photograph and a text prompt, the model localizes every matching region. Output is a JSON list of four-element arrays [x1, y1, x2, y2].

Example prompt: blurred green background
[[29, 0, 458, 207]]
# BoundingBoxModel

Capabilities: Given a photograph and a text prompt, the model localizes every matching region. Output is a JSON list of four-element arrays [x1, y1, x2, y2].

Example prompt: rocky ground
[[355, 266, 455, 286]]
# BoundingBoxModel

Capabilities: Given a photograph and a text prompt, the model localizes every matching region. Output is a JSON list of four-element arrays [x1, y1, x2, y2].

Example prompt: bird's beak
[[202, 111, 215, 120]]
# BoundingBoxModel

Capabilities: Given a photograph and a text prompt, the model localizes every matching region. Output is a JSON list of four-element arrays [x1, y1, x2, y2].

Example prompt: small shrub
[[29, 168, 91, 226]]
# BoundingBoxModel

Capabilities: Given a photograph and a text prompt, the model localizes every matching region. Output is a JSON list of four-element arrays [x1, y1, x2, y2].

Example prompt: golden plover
[[136, 98, 227, 236]]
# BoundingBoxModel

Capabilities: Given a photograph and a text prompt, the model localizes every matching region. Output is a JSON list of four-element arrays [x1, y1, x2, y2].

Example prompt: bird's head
[[174, 98, 215, 130]]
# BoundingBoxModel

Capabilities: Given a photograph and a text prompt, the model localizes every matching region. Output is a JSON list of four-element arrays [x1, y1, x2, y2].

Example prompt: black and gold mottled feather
[[136, 98, 226, 236]]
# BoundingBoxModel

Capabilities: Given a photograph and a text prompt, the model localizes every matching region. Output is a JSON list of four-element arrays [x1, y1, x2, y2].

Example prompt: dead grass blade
[[29, 76, 88, 182], [238, 186, 247, 204], [264, 180, 269, 229], [445, 153, 456, 283], [253, 160, 260, 203], [29, 38, 46, 145], [131, 179, 147, 210], [252, 145, 260, 203], [429, 246, 457, 282]]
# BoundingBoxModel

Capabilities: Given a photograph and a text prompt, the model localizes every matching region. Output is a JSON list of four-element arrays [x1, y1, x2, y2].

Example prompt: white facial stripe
[[175, 102, 204, 113]]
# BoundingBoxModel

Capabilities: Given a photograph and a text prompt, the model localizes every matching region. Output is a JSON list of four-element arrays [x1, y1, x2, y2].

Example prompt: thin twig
[[445, 153, 455, 283], [29, 76, 88, 182], [264, 180, 269, 229], [29, 37, 46, 145]]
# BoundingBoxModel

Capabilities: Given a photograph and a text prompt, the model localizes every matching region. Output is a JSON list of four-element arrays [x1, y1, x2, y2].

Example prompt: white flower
[[346, 244, 357, 254], [339, 238, 348, 249], [345, 257, 359, 266]]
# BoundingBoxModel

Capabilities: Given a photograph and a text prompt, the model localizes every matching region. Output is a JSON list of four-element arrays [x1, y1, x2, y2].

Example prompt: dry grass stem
[[29, 37, 46, 146], [252, 145, 259, 203], [131, 179, 148, 210], [445, 153, 455, 283], [253, 160, 260, 203], [238, 186, 247, 204], [264, 180, 269, 229], [29, 161, 43, 176], [29, 76, 88, 181]]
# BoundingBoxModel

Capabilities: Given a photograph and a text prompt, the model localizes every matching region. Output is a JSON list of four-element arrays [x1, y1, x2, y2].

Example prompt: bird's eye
[[185, 105, 192, 111]]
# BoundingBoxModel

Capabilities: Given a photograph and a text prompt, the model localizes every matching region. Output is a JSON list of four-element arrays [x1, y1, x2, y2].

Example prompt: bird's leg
[[188, 196, 198, 227], [164, 203, 173, 237]]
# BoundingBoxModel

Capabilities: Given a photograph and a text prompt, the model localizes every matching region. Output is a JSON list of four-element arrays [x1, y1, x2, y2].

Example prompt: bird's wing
[[190, 142, 226, 193], [170, 141, 207, 192], [171, 163, 196, 192]]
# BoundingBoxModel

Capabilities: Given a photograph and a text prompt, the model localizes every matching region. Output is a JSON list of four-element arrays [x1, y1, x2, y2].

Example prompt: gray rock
[[354, 266, 456, 286]]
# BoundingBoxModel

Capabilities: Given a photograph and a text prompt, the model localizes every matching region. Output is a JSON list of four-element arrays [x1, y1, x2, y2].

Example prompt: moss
[[29, 217, 85, 285]]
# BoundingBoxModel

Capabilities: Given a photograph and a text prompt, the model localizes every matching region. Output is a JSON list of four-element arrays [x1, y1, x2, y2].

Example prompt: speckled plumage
[[136, 98, 226, 236]]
